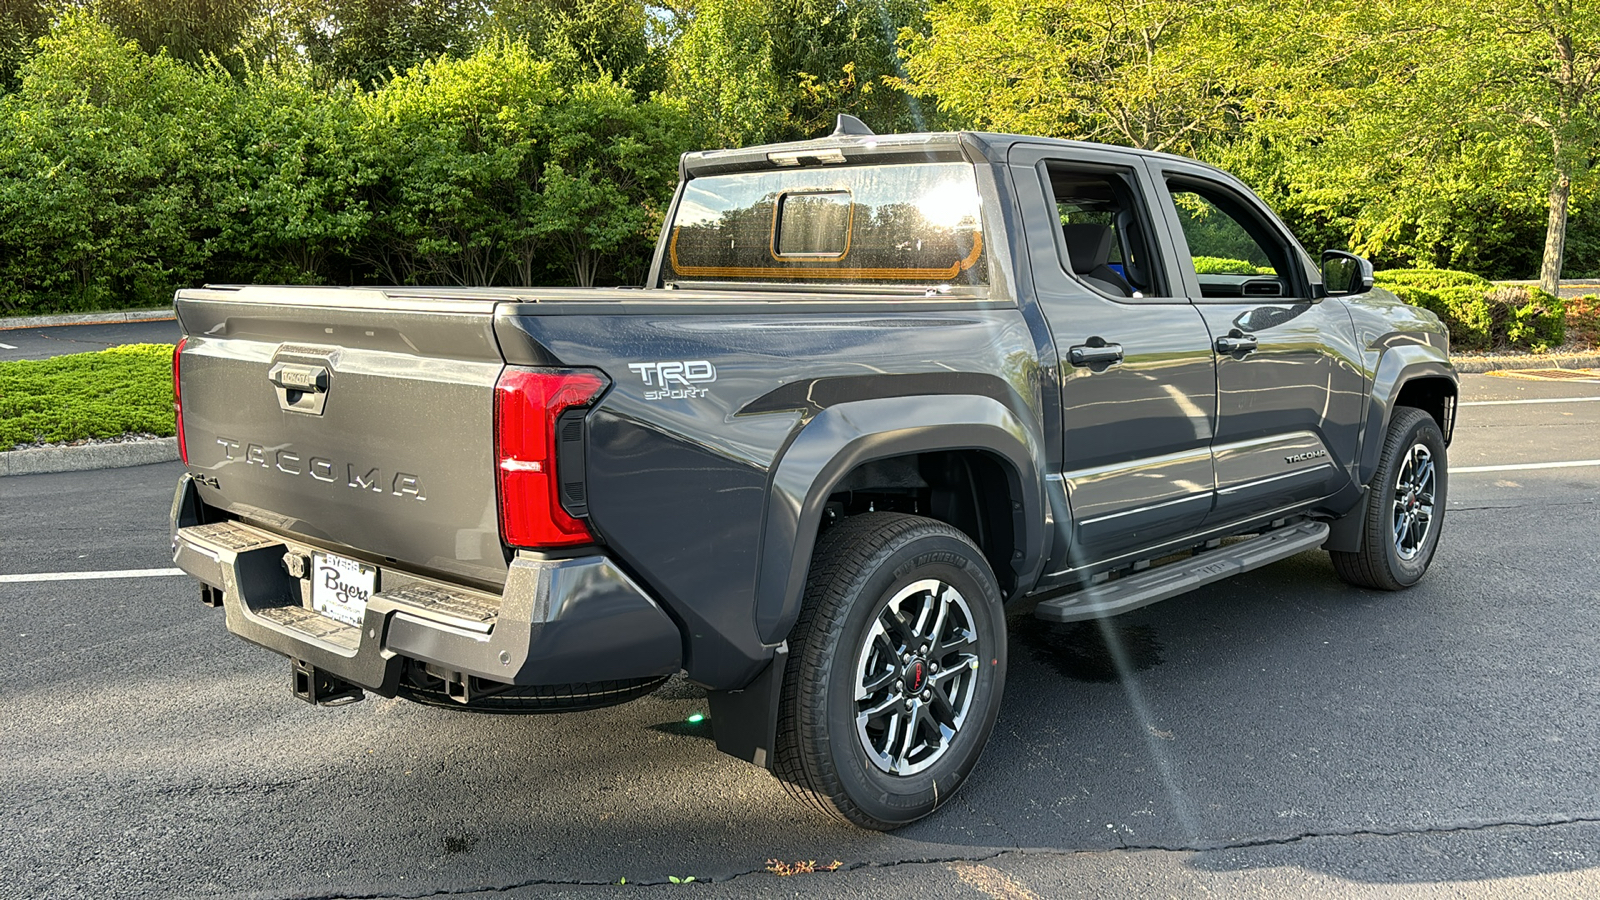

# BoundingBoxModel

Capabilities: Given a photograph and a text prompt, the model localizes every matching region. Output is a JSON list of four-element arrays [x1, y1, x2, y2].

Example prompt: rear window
[[665, 162, 987, 287]]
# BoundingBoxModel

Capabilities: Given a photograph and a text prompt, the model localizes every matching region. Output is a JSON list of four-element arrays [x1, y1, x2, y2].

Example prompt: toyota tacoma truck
[[169, 117, 1456, 830]]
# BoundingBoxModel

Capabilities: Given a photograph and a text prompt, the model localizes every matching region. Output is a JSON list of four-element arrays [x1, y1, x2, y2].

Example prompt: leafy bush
[[1490, 286, 1565, 351], [1383, 276, 1563, 352], [0, 343, 174, 450], [0, 14, 231, 314], [1193, 256, 1270, 275], [1373, 268, 1490, 290]]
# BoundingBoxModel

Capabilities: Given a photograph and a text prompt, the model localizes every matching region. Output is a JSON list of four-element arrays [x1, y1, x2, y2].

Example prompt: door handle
[[267, 361, 331, 415], [1068, 341, 1124, 367], [1215, 333, 1258, 354], [268, 362, 329, 393]]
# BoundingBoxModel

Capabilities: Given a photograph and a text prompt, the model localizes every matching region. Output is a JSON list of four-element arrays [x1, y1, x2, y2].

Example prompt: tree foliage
[[666, 0, 927, 146], [903, 0, 1257, 154]]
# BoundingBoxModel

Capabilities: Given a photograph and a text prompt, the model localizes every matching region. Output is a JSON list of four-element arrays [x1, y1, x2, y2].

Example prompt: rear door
[[175, 287, 510, 588], [1144, 161, 1364, 526], [1010, 144, 1218, 572]]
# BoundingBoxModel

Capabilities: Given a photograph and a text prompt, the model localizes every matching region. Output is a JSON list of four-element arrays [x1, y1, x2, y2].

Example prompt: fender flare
[[1357, 345, 1458, 486], [752, 394, 1048, 646], [1328, 346, 1457, 554]]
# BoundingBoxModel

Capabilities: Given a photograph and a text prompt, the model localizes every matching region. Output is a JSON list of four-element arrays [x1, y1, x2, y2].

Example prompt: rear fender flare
[[754, 395, 1047, 646]]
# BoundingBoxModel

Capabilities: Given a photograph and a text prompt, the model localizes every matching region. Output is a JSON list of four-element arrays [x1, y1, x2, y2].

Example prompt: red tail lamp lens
[[494, 367, 608, 548]]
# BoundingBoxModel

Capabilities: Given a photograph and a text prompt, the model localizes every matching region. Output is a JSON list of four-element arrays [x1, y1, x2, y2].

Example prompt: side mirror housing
[[1321, 250, 1375, 296]]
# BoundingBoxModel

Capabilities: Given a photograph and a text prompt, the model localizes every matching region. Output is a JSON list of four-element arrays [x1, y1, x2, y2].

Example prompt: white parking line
[[0, 567, 185, 584], [1461, 396, 1600, 406], [0, 342, 16, 350], [1454, 460, 1600, 474]]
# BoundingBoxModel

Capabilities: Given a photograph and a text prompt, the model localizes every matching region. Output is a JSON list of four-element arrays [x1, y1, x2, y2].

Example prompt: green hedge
[[1193, 256, 1270, 275], [0, 343, 175, 450], [1379, 269, 1565, 352], [1373, 268, 1491, 290], [0, 15, 696, 315]]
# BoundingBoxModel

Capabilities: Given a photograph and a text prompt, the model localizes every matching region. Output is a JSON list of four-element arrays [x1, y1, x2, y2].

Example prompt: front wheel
[[773, 513, 1006, 830], [1331, 406, 1448, 590]]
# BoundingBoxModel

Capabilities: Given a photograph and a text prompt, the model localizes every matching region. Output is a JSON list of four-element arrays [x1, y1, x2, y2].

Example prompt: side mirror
[[1321, 250, 1375, 296]]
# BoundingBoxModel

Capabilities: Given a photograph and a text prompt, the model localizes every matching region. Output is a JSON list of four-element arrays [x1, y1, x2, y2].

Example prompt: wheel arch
[[754, 395, 1048, 647], [1357, 347, 1458, 486], [1329, 349, 1457, 553]]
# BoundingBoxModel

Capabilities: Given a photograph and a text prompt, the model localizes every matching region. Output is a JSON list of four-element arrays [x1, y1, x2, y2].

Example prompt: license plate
[[310, 552, 376, 627]]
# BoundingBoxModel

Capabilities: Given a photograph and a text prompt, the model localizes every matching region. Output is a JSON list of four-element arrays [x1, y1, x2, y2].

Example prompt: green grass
[[0, 344, 176, 451]]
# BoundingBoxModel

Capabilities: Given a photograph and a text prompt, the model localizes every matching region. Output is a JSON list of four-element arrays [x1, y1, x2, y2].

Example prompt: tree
[[94, 0, 261, 66], [0, 0, 50, 91], [532, 78, 691, 284], [901, 0, 1257, 154], [355, 39, 560, 285], [485, 0, 666, 96], [1220, 0, 1597, 284], [0, 13, 231, 312], [666, 0, 926, 147], [304, 0, 480, 86], [1484, 0, 1600, 291], [213, 61, 370, 282]]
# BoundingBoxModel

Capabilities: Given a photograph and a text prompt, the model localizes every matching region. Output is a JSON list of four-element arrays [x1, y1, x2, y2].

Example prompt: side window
[[1167, 179, 1299, 299], [1043, 163, 1168, 299]]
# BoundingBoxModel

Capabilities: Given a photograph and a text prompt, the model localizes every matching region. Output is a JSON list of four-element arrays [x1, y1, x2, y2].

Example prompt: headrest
[[1062, 223, 1114, 273]]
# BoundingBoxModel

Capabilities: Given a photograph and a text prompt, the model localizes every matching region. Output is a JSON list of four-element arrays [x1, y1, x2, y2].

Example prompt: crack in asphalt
[[247, 815, 1600, 898], [1103, 813, 1600, 854], [1450, 499, 1600, 512]]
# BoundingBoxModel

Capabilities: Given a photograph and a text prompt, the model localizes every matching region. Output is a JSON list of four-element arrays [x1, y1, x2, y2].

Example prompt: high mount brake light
[[494, 367, 608, 549], [173, 337, 188, 465]]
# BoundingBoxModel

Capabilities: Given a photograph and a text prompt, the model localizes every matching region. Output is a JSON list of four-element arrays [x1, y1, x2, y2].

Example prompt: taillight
[[173, 337, 188, 465], [494, 367, 608, 548]]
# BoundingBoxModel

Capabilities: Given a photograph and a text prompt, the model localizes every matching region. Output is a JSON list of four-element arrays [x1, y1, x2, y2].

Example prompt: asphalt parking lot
[[0, 318, 181, 360], [3, 371, 1599, 898]]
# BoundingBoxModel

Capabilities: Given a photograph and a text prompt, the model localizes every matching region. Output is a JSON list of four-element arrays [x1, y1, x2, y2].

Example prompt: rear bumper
[[169, 475, 683, 695]]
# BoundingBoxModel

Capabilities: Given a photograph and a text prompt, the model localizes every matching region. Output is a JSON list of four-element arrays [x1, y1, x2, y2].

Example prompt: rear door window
[[665, 162, 987, 288], [1042, 162, 1169, 299]]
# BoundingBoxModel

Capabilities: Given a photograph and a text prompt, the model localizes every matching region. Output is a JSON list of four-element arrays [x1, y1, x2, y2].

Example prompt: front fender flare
[[1357, 343, 1457, 487], [754, 395, 1047, 646]]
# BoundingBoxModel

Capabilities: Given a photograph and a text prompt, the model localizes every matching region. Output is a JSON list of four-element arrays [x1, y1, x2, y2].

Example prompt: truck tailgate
[[175, 287, 509, 587]]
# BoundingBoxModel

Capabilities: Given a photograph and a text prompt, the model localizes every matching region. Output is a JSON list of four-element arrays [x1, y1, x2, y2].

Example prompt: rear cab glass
[[663, 162, 988, 290]]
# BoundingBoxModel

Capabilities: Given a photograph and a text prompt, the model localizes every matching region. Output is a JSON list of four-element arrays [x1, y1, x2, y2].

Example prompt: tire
[[1330, 406, 1448, 590], [773, 512, 1006, 830]]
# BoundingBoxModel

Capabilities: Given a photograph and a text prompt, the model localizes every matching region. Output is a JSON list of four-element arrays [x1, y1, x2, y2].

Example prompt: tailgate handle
[[268, 362, 331, 415]]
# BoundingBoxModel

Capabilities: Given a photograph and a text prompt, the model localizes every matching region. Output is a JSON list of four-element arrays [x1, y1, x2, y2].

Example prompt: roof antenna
[[831, 114, 875, 137]]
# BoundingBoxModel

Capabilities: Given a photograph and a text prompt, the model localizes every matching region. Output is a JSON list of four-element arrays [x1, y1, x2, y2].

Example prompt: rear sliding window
[[665, 162, 987, 287]]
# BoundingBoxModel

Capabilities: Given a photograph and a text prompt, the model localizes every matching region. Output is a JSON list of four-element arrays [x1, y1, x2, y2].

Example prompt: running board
[[1034, 521, 1330, 623]]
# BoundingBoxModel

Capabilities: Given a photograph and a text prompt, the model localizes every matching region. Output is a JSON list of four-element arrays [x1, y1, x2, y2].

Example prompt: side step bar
[[1034, 520, 1331, 623]]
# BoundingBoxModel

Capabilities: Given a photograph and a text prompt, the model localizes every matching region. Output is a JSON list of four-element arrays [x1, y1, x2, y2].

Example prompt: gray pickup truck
[[169, 119, 1455, 830]]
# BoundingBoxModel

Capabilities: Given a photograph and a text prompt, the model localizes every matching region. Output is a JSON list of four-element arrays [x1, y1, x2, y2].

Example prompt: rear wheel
[[1331, 406, 1448, 590], [774, 513, 1006, 830]]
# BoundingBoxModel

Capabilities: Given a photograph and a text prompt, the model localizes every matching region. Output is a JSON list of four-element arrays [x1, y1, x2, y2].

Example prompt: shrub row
[[1374, 269, 1565, 352]]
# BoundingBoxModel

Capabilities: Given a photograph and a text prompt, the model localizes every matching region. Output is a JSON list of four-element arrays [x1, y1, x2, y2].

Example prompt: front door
[[1147, 161, 1365, 527]]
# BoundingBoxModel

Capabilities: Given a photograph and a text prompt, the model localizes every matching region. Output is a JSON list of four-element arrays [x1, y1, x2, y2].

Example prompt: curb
[[1454, 353, 1600, 374], [0, 308, 176, 330], [0, 438, 179, 476]]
